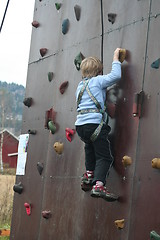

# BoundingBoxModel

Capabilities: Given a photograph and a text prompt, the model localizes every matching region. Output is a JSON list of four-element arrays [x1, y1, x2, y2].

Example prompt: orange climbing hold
[[114, 219, 125, 229]]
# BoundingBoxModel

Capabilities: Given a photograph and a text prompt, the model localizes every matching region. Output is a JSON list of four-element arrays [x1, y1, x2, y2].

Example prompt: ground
[[0, 175, 15, 239]]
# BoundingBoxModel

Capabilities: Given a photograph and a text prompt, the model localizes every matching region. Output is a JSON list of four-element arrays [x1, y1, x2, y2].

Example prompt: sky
[[0, 0, 35, 87]]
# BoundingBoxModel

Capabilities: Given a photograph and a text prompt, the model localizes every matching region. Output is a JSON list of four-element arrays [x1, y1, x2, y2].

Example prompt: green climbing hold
[[74, 52, 85, 71], [55, 3, 61, 10], [150, 231, 160, 240], [48, 72, 54, 82], [48, 121, 56, 134], [151, 59, 160, 69]]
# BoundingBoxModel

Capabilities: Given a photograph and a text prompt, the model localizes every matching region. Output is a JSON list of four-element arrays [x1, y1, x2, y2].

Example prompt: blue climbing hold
[[62, 19, 69, 34], [151, 59, 160, 69]]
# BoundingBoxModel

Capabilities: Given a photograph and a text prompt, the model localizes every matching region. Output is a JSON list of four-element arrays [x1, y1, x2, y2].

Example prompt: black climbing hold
[[28, 130, 37, 135], [74, 52, 85, 70], [23, 97, 33, 107], [37, 162, 44, 175], [74, 5, 81, 21], [151, 59, 160, 69], [108, 13, 117, 24], [13, 182, 23, 194], [55, 3, 61, 10], [62, 19, 69, 34], [48, 72, 54, 82]]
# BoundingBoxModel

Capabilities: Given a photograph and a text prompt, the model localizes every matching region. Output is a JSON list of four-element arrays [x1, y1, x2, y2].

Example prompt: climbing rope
[[0, 0, 10, 33]]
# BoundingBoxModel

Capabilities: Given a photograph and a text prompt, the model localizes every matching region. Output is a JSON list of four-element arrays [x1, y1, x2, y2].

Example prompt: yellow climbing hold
[[53, 142, 64, 155], [119, 49, 126, 63], [122, 156, 132, 167], [151, 158, 160, 169]]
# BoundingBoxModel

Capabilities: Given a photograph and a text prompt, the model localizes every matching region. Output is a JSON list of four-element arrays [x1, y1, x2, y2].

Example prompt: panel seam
[[127, 0, 152, 239]]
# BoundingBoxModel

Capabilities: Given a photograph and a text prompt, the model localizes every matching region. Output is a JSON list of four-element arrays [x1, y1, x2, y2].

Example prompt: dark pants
[[76, 123, 114, 185]]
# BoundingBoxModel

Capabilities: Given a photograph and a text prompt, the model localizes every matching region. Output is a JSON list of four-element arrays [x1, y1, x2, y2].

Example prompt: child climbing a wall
[[75, 48, 121, 201]]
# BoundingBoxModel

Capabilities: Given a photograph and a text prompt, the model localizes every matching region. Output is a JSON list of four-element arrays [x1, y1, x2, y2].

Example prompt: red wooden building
[[0, 129, 19, 169]]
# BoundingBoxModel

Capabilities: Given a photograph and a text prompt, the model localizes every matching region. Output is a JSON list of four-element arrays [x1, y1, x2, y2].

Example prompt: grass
[[0, 174, 15, 239]]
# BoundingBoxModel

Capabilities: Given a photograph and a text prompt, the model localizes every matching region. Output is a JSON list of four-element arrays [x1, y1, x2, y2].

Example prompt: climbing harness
[[77, 78, 107, 142]]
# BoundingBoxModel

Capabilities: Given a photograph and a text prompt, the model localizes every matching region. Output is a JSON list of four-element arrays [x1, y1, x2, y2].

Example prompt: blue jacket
[[75, 61, 121, 126]]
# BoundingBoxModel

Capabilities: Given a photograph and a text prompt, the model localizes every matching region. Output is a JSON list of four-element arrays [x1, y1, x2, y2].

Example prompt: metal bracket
[[132, 90, 144, 118]]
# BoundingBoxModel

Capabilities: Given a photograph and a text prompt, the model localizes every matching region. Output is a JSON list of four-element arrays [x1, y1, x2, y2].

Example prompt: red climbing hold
[[32, 21, 40, 28], [59, 81, 69, 94], [24, 203, 32, 216], [40, 48, 48, 57], [65, 128, 76, 142], [45, 108, 56, 129]]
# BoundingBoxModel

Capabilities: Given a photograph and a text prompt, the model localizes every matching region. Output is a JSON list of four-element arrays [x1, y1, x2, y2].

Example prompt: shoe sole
[[81, 182, 92, 192], [91, 190, 119, 202]]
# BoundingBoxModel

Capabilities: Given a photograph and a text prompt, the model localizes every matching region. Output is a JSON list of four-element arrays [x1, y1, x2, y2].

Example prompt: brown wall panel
[[102, 1, 150, 238], [11, 0, 160, 239], [129, 1, 160, 239], [29, 0, 101, 63]]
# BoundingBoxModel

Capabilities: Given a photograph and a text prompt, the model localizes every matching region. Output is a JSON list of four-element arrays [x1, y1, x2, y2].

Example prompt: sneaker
[[91, 185, 119, 202], [81, 172, 93, 192]]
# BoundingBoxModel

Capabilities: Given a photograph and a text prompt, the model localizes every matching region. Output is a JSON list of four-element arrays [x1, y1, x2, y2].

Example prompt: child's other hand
[[113, 48, 121, 61]]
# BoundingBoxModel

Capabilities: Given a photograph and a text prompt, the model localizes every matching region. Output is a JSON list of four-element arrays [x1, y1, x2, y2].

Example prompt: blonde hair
[[80, 57, 103, 78]]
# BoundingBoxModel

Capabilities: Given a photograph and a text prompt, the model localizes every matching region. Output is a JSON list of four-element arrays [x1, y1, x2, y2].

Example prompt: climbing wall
[[10, 0, 160, 239]]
